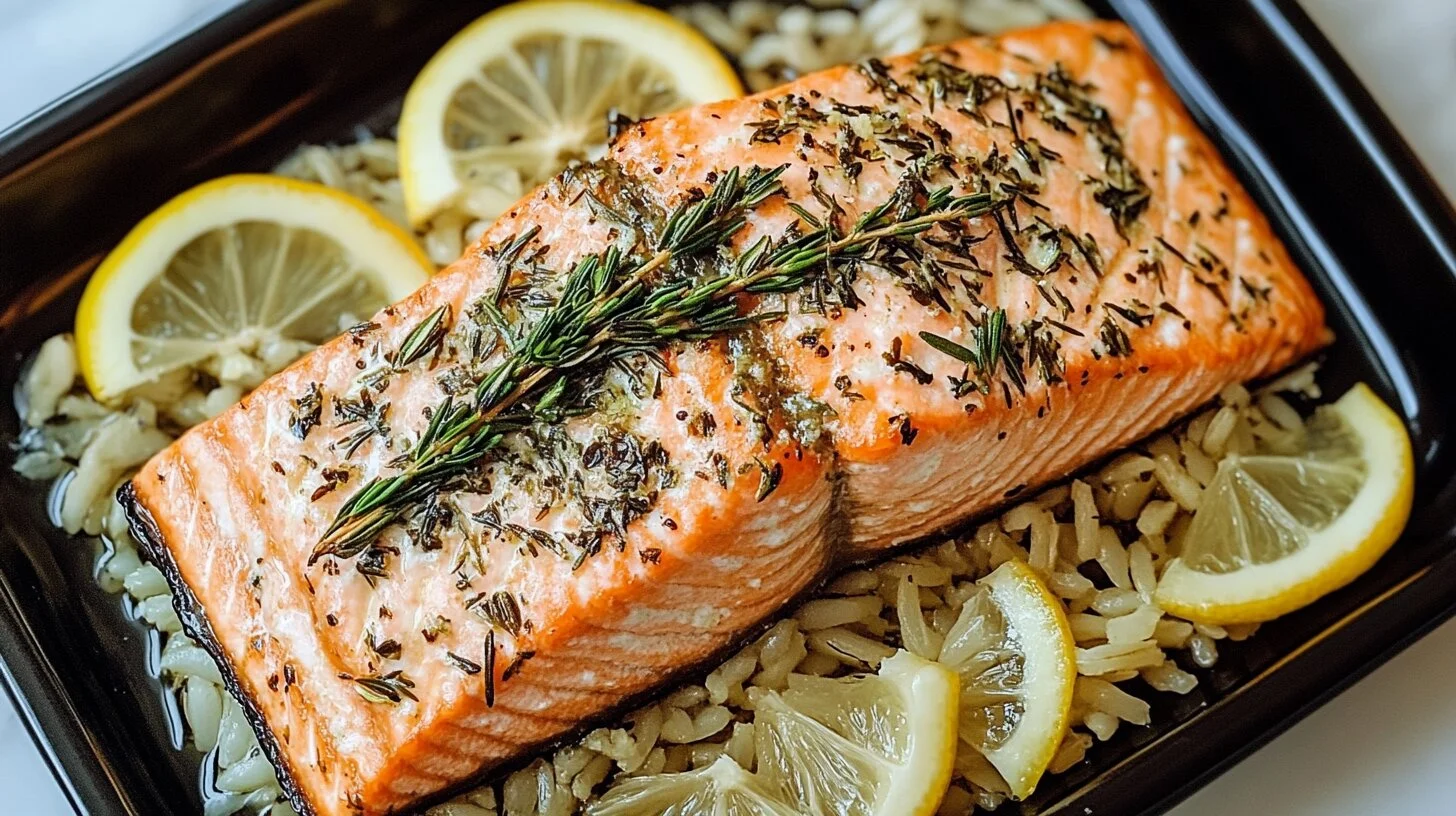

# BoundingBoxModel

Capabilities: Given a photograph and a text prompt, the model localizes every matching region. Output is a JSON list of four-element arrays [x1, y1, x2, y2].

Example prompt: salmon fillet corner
[[124, 20, 1328, 816]]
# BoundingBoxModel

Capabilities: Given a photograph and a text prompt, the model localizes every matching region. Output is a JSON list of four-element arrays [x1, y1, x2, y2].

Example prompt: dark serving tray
[[2, 0, 1454, 814]]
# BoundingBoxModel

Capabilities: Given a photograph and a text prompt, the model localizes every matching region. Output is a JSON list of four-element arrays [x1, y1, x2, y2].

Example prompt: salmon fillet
[[125, 20, 1327, 816]]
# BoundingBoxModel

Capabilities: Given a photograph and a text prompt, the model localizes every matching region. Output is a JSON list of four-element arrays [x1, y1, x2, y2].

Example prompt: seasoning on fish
[[123, 21, 1328, 816]]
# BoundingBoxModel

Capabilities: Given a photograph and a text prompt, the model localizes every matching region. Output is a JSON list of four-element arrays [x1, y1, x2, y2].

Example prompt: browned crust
[[119, 480, 321, 816]]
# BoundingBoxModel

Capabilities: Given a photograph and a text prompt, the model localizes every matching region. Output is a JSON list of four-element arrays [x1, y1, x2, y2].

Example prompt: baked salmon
[[124, 19, 1328, 816]]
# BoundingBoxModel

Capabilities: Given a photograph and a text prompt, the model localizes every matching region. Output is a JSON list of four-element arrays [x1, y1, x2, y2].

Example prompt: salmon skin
[[125, 20, 1327, 816]]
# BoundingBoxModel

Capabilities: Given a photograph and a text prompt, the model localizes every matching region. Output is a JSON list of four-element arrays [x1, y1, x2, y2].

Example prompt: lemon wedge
[[589, 650, 959, 816], [932, 558, 1076, 800], [397, 0, 743, 228], [587, 755, 799, 816], [1156, 383, 1414, 625], [75, 175, 432, 403], [752, 650, 960, 815]]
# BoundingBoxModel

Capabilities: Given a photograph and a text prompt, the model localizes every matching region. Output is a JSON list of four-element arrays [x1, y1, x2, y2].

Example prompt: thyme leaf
[[395, 305, 451, 369], [918, 331, 977, 364], [347, 670, 416, 705]]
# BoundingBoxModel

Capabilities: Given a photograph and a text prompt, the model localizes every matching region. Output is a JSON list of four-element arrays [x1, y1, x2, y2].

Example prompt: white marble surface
[[1, 1, 1454, 814], [0, 0, 235, 132]]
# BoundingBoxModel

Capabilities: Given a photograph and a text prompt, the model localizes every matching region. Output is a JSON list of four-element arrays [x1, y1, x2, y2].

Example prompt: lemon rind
[[977, 559, 1077, 800], [77, 175, 431, 402], [873, 651, 961, 816]]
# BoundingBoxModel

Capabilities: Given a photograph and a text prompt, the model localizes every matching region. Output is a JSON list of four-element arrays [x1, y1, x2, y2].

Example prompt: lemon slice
[[932, 558, 1076, 800], [753, 650, 960, 815], [589, 650, 959, 816], [1156, 383, 1414, 625], [76, 175, 433, 402], [397, 0, 743, 227], [588, 755, 799, 816]]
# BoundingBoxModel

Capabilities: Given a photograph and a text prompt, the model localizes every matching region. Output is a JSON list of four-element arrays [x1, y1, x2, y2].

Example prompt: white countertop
[[2, 1, 1454, 814]]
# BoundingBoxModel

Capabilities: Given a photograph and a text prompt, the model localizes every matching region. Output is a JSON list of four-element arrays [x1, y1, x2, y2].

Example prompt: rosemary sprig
[[311, 167, 999, 564]]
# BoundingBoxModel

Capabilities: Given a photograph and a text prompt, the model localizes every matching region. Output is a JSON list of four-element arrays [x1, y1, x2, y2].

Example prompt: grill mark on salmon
[[126, 21, 1327, 816]]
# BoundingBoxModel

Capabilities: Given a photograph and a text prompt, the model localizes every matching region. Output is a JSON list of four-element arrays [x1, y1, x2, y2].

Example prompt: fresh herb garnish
[[1035, 63, 1150, 238], [395, 305, 450, 369], [484, 630, 497, 707], [310, 167, 1000, 564], [468, 590, 523, 637], [1099, 317, 1134, 357], [333, 391, 390, 459], [918, 331, 977, 365], [754, 457, 783, 502], [369, 633, 401, 660]]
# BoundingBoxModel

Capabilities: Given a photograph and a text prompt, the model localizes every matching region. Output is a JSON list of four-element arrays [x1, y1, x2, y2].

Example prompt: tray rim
[[3, 0, 1456, 814], [0, 0, 302, 179]]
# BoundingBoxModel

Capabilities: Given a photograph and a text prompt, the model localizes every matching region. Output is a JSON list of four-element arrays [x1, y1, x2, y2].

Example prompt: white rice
[[14, 339, 301, 815], [10, 1, 1338, 814]]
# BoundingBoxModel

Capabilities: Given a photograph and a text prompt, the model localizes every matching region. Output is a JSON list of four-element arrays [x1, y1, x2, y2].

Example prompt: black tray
[[2, 1, 1453, 814]]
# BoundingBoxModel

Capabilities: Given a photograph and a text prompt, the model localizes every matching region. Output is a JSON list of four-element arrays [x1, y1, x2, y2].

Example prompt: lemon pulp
[[1156, 383, 1414, 624], [398, 0, 743, 227], [924, 559, 1076, 800], [76, 175, 432, 402]]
